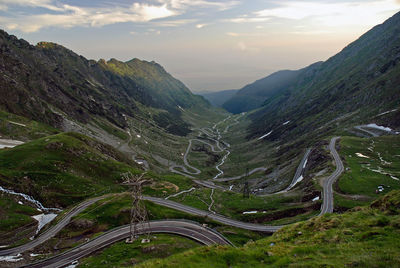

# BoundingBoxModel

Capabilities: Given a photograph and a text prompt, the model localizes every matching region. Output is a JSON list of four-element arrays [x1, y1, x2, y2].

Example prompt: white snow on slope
[[32, 213, 58, 234], [242, 211, 257, 214], [303, 159, 308, 169], [0, 139, 24, 149], [366, 124, 392, 132], [0, 254, 23, 262], [312, 196, 320, 202], [257, 131, 273, 140], [283, 121, 290, 125], [356, 153, 370, 158], [289, 175, 304, 190]]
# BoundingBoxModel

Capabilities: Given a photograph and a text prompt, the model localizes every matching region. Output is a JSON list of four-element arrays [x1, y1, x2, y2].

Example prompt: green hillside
[[137, 190, 400, 268], [0, 132, 141, 208]]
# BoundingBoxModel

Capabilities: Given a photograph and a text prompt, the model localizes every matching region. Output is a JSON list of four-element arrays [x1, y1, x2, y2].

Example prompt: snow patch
[[257, 131, 273, 140], [32, 213, 58, 234], [391, 176, 399, 181], [312, 196, 320, 202], [356, 153, 370, 158], [8, 121, 27, 127], [303, 159, 308, 169], [366, 123, 392, 132], [289, 175, 304, 190], [0, 139, 24, 149], [283, 121, 290, 125], [243, 211, 258, 214], [229, 185, 233, 191], [0, 254, 23, 262], [30, 253, 41, 257], [136, 134, 141, 138]]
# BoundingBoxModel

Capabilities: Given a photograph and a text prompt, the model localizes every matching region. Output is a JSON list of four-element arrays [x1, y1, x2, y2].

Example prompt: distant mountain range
[[0, 30, 209, 136], [222, 11, 400, 140], [198, 89, 238, 107]]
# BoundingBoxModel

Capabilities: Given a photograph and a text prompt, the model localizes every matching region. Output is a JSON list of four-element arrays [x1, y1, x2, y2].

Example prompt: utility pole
[[121, 172, 150, 243]]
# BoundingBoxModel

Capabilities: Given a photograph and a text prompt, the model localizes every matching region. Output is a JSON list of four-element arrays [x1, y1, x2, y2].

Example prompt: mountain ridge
[[0, 30, 209, 136]]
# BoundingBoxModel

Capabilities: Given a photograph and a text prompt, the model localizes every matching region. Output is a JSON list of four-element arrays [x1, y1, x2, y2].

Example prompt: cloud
[[154, 19, 197, 27], [1, 2, 178, 32], [0, 0, 239, 32], [158, 0, 240, 11], [229, 17, 270, 23], [254, 0, 400, 26], [196, 24, 207, 29], [0, 0, 64, 11]]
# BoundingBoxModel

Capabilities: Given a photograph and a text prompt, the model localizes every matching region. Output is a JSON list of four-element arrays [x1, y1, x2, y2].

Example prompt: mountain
[[243, 11, 400, 141], [199, 89, 239, 107], [0, 30, 209, 136], [222, 65, 321, 114]]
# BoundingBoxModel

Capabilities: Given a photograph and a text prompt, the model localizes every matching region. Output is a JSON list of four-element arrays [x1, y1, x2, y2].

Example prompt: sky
[[1, 0, 400, 92]]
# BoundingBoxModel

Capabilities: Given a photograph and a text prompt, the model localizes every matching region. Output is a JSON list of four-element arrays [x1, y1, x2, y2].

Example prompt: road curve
[[0, 195, 108, 256], [319, 137, 344, 215], [25, 220, 232, 268], [143, 196, 282, 232]]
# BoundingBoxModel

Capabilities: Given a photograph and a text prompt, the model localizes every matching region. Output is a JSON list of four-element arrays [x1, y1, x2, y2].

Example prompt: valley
[[0, 9, 400, 268]]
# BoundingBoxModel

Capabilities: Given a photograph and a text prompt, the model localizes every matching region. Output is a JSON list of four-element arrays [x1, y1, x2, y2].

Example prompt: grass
[[78, 234, 200, 267], [34, 192, 265, 257], [338, 136, 400, 200], [0, 132, 142, 207], [0, 109, 59, 140], [169, 187, 314, 225], [0, 195, 39, 245], [136, 190, 400, 268]]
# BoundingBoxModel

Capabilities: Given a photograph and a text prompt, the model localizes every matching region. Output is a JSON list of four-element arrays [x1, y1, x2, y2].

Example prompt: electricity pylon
[[121, 172, 150, 243]]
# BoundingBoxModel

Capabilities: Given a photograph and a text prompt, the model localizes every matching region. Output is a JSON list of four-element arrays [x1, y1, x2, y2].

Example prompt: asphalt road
[[0, 195, 108, 257], [25, 220, 232, 268], [275, 148, 311, 194], [143, 196, 282, 232], [354, 126, 379, 137], [319, 137, 345, 215]]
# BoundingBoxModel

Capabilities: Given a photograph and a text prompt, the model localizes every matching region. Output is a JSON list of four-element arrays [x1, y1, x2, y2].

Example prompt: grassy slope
[[78, 234, 200, 268], [336, 135, 400, 209], [0, 110, 59, 140], [0, 195, 39, 244], [0, 132, 141, 208], [46, 193, 263, 251], [137, 190, 400, 268]]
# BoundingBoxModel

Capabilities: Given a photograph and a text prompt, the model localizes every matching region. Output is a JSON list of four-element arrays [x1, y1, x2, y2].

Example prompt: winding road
[[319, 137, 344, 215], [169, 115, 269, 185], [0, 195, 107, 256], [0, 136, 344, 267], [143, 196, 282, 232], [25, 220, 232, 268]]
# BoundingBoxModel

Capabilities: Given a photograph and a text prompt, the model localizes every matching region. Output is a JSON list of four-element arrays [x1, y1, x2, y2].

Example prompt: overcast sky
[[1, 0, 399, 92]]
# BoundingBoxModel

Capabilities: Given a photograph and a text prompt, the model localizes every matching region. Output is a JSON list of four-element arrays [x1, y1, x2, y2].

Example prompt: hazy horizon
[[2, 0, 399, 92]]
